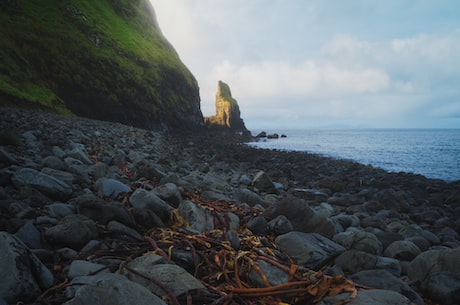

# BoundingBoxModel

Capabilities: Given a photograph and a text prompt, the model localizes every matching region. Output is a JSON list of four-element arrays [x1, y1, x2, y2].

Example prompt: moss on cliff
[[0, 0, 203, 129]]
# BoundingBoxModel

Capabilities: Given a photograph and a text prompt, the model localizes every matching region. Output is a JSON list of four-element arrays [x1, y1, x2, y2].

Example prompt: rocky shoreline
[[0, 107, 459, 305]]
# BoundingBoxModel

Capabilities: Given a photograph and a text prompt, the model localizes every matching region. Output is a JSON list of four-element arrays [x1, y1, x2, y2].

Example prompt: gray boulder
[[249, 259, 288, 287], [130, 188, 172, 222], [334, 231, 383, 255], [73, 193, 134, 226], [178, 200, 214, 233], [154, 183, 182, 207], [319, 289, 413, 305], [12, 167, 72, 199], [247, 216, 268, 235], [407, 248, 460, 284], [252, 171, 276, 193], [335, 250, 401, 276], [122, 254, 206, 297], [45, 214, 98, 249], [95, 178, 130, 198], [64, 275, 167, 305], [0, 232, 54, 303], [421, 272, 460, 305], [275, 231, 345, 270], [68, 260, 109, 279], [14, 220, 42, 249], [267, 215, 294, 235], [383, 240, 421, 261], [350, 269, 424, 305]]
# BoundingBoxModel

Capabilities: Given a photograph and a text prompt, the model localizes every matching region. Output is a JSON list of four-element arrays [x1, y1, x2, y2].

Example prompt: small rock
[[335, 231, 383, 255], [154, 183, 182, 207], [107, 220, 143, 241], [41, 155, 67, 171], [14, 220, 42, 249], [335, 250, 401, 276], [252, 171, 276, 193], [247, 216, 268, 235], [320, 289, 413, 305], [249, 259, 288, 287]]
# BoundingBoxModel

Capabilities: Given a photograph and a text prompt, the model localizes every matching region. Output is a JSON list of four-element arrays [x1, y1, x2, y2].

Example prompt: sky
[[149, 0, 460, 130]]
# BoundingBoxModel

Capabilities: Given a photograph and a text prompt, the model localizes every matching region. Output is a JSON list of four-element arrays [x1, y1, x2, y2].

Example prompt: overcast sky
[[149, 0, 460, 129]]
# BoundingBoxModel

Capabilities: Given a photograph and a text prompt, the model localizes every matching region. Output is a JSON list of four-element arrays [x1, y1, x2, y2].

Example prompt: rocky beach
[[1, 106, 459, 305]]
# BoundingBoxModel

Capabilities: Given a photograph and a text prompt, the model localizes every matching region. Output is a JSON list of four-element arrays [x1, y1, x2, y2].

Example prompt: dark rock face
[[204, 81, 248, 132], [0, 0, 203, 130]]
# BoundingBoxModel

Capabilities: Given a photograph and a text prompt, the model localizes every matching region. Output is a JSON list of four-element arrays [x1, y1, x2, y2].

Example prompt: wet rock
[[247, 216, 267, 235], [74, 193, 134, 226], [178, 200, 214, 233], [267, 215, 293, 235], [407, 248, 460, 284], [107, 220, 143, 241], [252, 171, 276, 193], [335, 231, 383, 255], [95, 178, 130, 198], [320, 289, 413, 305], [350, 269, 424, 305], [154, 183, 182, 207], [12, 167, 73, 200], [383, 240, 421, 261], [14, 220, 42, 249], [249, 259, 288, 287], [335, 250, 401, 276], [129, 188, 172, 223], [0, 232, 54, 303], [64, 274, 167, 305], [421, 272, 460, 305], [264, 197, 335, 238], [45, 214, 98, 249], [68, 260, 109, 279], [41, 155, 67, 171], [275, 231, 346, 270], [123, 255, 206, 297]]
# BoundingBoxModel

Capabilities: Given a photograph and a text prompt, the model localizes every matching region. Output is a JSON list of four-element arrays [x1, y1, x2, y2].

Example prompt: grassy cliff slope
[[0, 0, 203, 130]]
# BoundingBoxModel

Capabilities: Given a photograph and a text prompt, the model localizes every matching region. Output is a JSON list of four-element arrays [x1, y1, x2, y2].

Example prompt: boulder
[[129, 188, 172, 223], [319, 289, 413, 305], [178, 200, 214, 233], [14, 220, 42, 249], [68, 260, 109, 279], [407, 248, 460, 284], [335, 250, 401, 276], [0, 232, 54, 303], [249, 259, 288, 287], [45, 214, 98, 249], [64, 274, 167, 305], [252, 171, 276, 194], [247, 216, 268, 235], [95, 178, 130, 198], [350, 269, 423, 305], [421, 272, 460, 305], [383, 240, 421, 261], [12, 167, 73, 200], [122, 254, 206, 297], [334, 231, 383, 255], [73, 193, 134, 226], [275, 232, 345, 270], [154, 183, 182, 207], [267, 215, 294, 235], [264, 197, 335, 238]]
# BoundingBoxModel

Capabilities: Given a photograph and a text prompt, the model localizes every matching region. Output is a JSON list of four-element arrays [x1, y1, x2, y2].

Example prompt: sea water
[[248, 129, 460, 182]]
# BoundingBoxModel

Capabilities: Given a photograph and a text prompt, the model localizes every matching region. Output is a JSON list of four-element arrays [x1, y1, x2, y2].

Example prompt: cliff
[[204, 81, 248, 132], [0, 0, 203, 130]]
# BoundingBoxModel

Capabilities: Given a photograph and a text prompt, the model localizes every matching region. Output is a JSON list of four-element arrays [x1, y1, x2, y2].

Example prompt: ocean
[[247, 129, 460, 182]]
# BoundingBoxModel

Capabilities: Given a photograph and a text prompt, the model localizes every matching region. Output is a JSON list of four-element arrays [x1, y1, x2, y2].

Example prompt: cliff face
[[0, 0, 203, 130], [205, 81, 248, 132]]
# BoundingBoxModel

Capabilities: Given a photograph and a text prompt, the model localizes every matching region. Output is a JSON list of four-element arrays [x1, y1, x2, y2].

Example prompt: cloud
[[150, 0, 460, 128]]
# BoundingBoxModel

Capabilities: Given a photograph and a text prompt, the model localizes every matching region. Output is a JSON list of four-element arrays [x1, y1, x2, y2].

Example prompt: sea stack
[[204, 81, 248, 132]]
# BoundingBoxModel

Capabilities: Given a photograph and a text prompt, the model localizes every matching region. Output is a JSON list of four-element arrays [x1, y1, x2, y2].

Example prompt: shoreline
[[1, 107, 459, 305]]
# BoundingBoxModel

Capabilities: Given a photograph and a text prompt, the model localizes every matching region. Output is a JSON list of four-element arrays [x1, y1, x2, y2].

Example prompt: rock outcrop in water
[[205, 81, 248, 132]]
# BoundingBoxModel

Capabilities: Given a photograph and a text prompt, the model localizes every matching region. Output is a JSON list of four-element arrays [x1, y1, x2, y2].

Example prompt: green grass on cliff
[[0, 0, 195, 115]]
